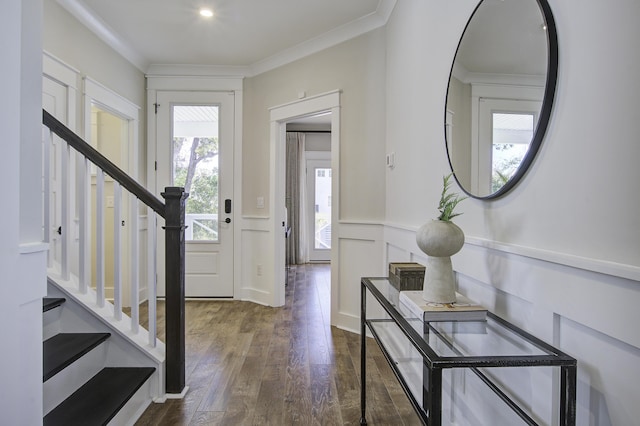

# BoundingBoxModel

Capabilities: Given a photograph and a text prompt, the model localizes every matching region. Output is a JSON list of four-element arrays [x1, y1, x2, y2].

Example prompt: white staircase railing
[[43, 109, 188, 395], [43, 116, 159, 348]]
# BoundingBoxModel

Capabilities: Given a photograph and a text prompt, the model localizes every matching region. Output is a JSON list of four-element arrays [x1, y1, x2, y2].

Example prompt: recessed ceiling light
[[199, 8, 214, 18]]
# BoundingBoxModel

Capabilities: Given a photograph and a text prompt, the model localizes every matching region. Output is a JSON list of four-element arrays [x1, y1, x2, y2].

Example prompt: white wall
[[43, 0, 146, 179], [36, 1, 640, 421], [1, 0, 47, 424], [242, 30, 387, 321], [243, 29, 387, 219], [384, 0, 640, 424], [43, 0, 150, 304]]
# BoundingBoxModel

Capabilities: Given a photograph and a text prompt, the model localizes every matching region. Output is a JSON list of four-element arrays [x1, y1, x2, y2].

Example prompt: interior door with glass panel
[[155, 91, 234, 297], [478, 98, 541, 195], [306, 156, 331, 262]]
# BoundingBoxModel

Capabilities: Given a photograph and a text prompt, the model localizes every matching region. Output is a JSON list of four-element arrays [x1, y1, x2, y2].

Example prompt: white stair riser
[[43, 342, 108, 415], [44, 279, 165, 424], [107, 378, 154, 426], [43, 307, 63, 341]]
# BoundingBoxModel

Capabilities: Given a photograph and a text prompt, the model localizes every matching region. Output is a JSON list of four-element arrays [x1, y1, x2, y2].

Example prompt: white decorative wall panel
[[239, 222, 272, 305], [383, 223, 640, 425]]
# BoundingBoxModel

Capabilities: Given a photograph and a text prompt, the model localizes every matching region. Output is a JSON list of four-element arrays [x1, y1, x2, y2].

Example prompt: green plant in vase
[[416, 173, 466, 303], [437, 173, 467, 221]]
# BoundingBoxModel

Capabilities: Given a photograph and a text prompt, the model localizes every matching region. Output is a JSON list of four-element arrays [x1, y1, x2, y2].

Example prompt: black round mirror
[[445, 0, 558, 199]]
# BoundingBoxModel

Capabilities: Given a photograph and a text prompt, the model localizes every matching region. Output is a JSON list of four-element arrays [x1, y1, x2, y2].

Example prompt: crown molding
[[57, 0, 396, 77], [56, 0, 148, 72], [248, 0, 397, 77], [145, 64, 250, 79]]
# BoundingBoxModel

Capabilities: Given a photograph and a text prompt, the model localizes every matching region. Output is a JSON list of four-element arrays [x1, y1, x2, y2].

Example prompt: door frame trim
[[269, 90, 341, 307], [146, 76, 244, 299]]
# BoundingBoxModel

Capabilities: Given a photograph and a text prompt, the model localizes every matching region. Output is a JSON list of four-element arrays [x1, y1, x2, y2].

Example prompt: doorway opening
[[89, 104, 132, 303], [269, 90, 339, 312], [285, 112, 332, 266], [83, 77, 140, 307]]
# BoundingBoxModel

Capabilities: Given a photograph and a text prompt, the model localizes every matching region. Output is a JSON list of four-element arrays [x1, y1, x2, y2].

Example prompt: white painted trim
[[19, 242, 49, 254], [43, 52, 79, 89], [453, 62, 546, 87], [145, 75, 244, 91], [269, 90, 340, 117], [232, 88, 244, 303], [465, 236, 640, 282], [56, 0, 148, 71], [84, 77, 141, 119], [383, 221, 639, 282], [269, 91, 341, 309], [335, 315, 361, 335], [57, 0, 395, 76], [42, 53, 79, 133], [165, 386, 189, 400], [238, 287, 275, 307], [67, 0, 396, 76], [47, 269, 166, 398], [250, 0, 397, 77], [146, 82, 243, 300], [341, 219, 387, 227], [241, 215, 270, 220], [146, 64, 250, 78], [83, 77, 141, 308], [471, 83, 545, 101], [83, 76, 140, 179]]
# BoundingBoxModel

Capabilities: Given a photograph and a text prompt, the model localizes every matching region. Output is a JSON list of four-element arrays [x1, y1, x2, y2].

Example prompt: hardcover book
[[399, 291, 487, 322]]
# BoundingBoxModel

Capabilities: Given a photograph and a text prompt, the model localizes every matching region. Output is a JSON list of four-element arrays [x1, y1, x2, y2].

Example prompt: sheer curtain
[[286, 132, 308, 264]]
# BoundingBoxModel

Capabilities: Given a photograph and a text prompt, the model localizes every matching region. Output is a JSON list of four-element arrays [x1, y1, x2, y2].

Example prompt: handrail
[[43, 109, 165, 218], [43, 108, 188, 396]]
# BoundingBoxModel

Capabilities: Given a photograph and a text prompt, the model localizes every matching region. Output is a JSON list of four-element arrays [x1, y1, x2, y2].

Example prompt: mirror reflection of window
[[444, 0, 558, 199], [491, 112, 534, 192], [478, 98, 541, 196]]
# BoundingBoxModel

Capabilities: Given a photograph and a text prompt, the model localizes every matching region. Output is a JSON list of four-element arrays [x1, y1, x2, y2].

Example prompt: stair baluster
[[43, 109, 186, 397]]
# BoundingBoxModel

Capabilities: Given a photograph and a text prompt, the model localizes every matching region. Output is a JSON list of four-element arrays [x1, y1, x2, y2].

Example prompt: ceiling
[[453, 0, 549, 81], [58, 0, 395, 75]]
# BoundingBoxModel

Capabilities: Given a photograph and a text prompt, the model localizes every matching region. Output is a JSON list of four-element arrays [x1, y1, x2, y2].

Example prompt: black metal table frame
[[360, 277, 577, 426]]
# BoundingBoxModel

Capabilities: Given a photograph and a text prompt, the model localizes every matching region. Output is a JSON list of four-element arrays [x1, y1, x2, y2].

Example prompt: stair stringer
[[46, 271, 166, 404]]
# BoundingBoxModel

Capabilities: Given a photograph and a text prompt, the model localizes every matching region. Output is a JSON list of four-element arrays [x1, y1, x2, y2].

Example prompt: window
[[491, 112, 534, 192], [172, 105, 220, 241]]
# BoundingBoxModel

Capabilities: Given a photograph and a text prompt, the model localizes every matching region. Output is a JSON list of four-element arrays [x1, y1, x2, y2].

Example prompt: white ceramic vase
[[416, 220, 465, 303]]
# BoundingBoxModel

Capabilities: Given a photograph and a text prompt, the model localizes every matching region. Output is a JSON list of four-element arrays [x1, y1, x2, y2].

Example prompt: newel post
[[161, 186, 188, 395]]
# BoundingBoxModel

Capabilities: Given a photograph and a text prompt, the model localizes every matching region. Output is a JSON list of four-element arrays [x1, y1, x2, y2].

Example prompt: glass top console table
[[360, 277, 576, 425]]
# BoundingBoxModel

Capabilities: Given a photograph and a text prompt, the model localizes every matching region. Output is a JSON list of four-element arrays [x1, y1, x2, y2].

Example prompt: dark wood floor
[[135, 264, 421, 425]]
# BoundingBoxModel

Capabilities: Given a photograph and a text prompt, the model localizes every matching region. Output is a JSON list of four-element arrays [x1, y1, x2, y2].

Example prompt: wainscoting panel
[[558, 314, 640, 426], [382, 223, 640, 426], [333, 221, 384, 333], [239, 218, 272, 306]]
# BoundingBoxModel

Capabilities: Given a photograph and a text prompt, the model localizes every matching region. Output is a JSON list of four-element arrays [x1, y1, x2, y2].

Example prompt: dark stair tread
[[43, 367, 155, 426], [43, 333, 111, 381], [43, 297, 66, 312]]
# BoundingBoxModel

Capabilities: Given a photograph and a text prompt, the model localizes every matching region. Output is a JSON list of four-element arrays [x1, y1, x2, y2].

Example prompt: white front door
[[155, 91, 234, 298], [306, 155, 331, 262]]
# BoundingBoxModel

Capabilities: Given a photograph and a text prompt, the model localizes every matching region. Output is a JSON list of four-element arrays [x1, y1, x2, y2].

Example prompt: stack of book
[[399, 291, 487, 322]]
